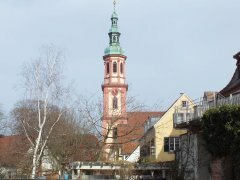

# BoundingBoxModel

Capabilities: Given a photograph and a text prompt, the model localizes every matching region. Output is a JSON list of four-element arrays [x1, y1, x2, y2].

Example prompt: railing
[[173, 111, 194, 125], [174, 93, 240, 125], [209, 94, 240, 107]]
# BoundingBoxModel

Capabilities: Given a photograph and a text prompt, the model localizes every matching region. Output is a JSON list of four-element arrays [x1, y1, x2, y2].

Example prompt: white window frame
[[182, 101, 188, 108], [169, 137, 180, 152], [150, 139, 155, 156]]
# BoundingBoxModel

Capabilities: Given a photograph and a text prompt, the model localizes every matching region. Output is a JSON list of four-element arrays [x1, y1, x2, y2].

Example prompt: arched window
[[113, 62, 117, 73], [106, 62, 109, 74], [120, 63, 123, 74], [113, 96, 118, 109]]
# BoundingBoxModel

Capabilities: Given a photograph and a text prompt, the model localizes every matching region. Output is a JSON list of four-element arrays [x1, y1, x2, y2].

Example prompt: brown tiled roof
[[220, 52, 240, 96], [117, 112, 164, 155], [0, 134, 99, 166], [0, 135, 28, 167]]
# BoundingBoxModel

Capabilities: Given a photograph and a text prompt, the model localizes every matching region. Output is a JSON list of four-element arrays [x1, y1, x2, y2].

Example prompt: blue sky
[[0, 0, 239, 113]]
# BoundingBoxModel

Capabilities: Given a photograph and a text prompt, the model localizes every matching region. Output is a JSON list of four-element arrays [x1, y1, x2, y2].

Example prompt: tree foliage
[[201, 105, 240, 158]]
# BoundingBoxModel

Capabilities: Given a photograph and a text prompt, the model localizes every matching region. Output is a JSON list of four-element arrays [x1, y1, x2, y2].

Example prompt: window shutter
[[164, 137, 169, 152]]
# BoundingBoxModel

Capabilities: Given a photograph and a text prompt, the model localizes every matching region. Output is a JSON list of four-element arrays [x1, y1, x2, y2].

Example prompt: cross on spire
[[113, 0, 116, 10]]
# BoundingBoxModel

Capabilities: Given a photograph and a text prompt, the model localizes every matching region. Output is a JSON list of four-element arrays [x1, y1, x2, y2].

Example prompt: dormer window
[[113, 62, 117, 73]]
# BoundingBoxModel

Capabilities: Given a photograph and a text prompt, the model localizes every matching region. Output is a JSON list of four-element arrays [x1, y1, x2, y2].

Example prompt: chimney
[[233, 52, 240, 78]]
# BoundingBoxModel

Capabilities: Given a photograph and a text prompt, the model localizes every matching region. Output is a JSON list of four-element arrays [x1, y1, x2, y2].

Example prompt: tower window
[[113, 20, 117, 25], [113, 62, 117, 73], [113, 127, 118, 139], [112, 36, 118, 43], [106, 62, 109, 74], [113, 96, 118, 109], [120, 63, 123, 74]]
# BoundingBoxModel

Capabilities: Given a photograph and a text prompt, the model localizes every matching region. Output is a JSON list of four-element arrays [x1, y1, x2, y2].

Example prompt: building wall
[[197, 134, 211, 180], [140, 128, 155, 160], [176, 132, 211, 180], [176, 132, 197, 180], [154, 95, 190, 162], [126, 146, 140, 163]]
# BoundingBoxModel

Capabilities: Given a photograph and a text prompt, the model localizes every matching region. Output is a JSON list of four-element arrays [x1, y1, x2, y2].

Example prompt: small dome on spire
[[111, 11, 118, 19]]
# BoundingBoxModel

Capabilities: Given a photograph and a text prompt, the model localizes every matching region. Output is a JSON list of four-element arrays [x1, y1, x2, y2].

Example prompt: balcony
[[174, 93, 240, 126]]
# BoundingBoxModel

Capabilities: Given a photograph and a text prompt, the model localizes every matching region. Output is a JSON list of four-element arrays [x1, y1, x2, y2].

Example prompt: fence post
[[230, 94, 232, 105]]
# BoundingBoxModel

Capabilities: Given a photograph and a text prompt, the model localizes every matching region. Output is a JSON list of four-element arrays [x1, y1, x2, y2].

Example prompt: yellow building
[[140, 93, 194, 162]]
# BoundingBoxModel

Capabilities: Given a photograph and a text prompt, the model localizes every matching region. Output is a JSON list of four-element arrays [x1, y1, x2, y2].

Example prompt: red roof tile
[[117, 112, 164, 155], [0, 135, 28, 167]]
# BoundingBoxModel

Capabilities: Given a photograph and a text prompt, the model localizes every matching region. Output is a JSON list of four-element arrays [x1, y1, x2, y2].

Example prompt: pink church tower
[[102, 7, 128, 160]]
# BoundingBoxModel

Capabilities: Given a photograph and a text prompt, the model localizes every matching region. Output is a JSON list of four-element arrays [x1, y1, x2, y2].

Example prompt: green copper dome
[[104, 45, 125, 55], [104, 10, 125, 56]]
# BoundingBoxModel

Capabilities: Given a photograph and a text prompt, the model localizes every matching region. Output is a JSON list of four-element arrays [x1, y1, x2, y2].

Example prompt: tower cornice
[[101, 84, 128, 91], [103, 54, 127, 60]]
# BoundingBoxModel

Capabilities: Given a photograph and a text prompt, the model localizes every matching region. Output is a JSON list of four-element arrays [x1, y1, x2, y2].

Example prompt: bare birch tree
[[18, 45, 70, 179]]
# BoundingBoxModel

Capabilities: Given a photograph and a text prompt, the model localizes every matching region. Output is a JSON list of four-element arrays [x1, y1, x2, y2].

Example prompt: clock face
[[111, 89, 118, 96]]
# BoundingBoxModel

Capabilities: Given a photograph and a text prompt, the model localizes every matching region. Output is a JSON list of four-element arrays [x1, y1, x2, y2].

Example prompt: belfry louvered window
[[120, 63, 123, 74], [107, 62, 110, 74], [113, 62, 117, 73]]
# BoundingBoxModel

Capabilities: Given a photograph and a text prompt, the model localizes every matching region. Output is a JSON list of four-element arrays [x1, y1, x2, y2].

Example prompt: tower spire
[[104, 1, 125, 56]]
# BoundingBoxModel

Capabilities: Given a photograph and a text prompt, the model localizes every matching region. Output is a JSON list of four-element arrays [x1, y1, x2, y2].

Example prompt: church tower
[[102, 5, 128, 160]]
